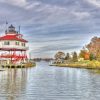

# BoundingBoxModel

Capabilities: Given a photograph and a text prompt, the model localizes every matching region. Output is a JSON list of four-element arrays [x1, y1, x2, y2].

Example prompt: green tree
[[72, 52, 78, 62], [65, 53, 70, 60], [89, 53, 95, 61]]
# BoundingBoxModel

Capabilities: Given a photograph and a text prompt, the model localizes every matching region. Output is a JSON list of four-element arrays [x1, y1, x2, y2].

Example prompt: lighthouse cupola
[[6, 24, 17, 34]]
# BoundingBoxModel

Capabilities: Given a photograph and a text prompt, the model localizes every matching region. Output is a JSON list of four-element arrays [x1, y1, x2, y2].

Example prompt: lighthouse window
[[16, 42, 19, 45], [4, 41, 10, 45], [22, 43, 25, 46]]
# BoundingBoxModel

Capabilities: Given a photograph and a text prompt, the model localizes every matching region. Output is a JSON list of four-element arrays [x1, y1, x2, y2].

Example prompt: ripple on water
[[0, 62, 100, 100]]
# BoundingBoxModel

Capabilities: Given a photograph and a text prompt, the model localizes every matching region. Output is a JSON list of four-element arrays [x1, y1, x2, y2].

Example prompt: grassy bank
[[25, 62, 36, 67], [53, 60, 100, 69]]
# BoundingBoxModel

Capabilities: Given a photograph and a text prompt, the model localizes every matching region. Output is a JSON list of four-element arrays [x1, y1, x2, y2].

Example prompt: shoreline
[[1, 62, 36, 68], [50, 60, 100, 69]]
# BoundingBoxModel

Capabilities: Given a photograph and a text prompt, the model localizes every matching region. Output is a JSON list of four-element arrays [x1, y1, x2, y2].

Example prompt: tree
[[86, 36, 100, 60], [54, 51, 65, 60], [65, 53, 70, 60], [89, 53, 96, 61], [79, 50, 85, 58], [72, 52, 78, 62], [96, 48, 100, 60], [54, 51, 65, 64], [79, 50, 90, 60]]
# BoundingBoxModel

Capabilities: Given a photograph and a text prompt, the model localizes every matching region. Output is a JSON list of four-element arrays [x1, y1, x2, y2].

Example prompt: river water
[[0, 61, 100, 100]]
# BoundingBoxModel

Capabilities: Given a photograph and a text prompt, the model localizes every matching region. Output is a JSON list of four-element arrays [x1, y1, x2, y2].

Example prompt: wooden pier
[[2, 64, 25, 68], [1, 62, 36, 68]]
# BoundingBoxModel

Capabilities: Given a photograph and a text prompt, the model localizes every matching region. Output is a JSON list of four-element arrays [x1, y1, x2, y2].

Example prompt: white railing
[[0, 45, 29, 50]]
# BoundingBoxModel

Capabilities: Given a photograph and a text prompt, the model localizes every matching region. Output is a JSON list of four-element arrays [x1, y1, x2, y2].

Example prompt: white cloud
[[0, 0, 98, 57], [26, 2, 40, 9], [0, 0, 90, 25], [86, 0, 100, 8], [25, 1, 90, 25], [72, 11, 90, 20], [0, 0, 27, 7]]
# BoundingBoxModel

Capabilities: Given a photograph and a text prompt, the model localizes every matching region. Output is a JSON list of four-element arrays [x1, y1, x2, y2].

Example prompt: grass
[[25, 62, 36, 67], [54, 60, 100, 69]]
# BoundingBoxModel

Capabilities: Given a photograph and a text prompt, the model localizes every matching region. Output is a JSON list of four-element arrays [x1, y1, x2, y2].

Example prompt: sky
[[0, 0, 100, 58]]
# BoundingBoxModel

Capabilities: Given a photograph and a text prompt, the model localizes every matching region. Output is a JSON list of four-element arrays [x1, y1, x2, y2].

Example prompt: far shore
[[50, 60, 100, 69]]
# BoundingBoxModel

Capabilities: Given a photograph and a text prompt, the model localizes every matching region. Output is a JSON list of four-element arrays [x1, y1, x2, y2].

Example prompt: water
[[0, 61, 100, 100]]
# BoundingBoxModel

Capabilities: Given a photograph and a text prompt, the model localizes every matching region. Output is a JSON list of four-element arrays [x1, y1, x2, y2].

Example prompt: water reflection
[[0, 69, 28, 100], [0, 62, 100, 100], [89, 69, 100, 74]]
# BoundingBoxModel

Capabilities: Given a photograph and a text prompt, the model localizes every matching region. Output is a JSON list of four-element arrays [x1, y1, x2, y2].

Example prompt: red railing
[[0, 53, 27, 64]]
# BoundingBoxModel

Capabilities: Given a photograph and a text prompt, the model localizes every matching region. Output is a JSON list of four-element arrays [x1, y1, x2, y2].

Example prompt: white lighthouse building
[[0, 24, 29, 65]]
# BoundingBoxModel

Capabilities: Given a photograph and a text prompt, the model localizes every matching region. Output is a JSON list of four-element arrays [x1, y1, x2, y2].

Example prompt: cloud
[[0, 0, 99, 57], [31, 44, 82, 58], [86, 0, 100, 8], [71, 11, 90, 20], [0, 0, 27, 7]]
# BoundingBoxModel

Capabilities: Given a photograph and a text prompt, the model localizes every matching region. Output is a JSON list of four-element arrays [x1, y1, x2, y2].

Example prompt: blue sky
[[0, 0, 100, 58]]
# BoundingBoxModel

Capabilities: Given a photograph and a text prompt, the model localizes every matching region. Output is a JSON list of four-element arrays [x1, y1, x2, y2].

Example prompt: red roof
[[0, 34, 28, 42]]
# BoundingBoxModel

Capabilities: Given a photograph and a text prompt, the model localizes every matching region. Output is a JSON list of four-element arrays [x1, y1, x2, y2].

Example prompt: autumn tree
[[79, 49, 90, 60], [86, 36, 100, 60], [96, 48, 100, 61], [79, 50, 85, 58]]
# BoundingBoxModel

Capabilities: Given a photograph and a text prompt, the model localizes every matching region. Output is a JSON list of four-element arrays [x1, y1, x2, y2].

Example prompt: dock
[[1, 62, 36, 68]]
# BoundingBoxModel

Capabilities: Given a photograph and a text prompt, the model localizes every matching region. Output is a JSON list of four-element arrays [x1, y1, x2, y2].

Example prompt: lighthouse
[[0, 24, 28, 65]]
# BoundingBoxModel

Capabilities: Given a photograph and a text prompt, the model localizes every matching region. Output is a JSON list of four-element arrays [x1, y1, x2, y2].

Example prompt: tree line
[[54, 36, 100, 63]]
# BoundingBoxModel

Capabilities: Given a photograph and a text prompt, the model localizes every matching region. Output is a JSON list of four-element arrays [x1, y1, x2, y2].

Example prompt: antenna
[[19, 26, 20, 33], [6, 21, 8, 33]]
